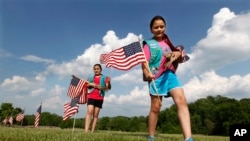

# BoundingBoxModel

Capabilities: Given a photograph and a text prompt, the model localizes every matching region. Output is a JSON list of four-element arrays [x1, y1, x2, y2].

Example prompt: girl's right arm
[[142, 62, 154, 81]]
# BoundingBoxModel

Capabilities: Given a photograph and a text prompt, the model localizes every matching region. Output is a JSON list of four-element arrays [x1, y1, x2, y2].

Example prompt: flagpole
[[72, 114, 76, 135], [21, 119, 23, 126], [21, 107, 25, 126], [138, 38, 162, 106]]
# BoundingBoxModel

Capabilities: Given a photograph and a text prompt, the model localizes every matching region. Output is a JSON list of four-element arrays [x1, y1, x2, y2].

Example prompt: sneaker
[[185, 137, 193, 141], [147, 135, 155, 141]]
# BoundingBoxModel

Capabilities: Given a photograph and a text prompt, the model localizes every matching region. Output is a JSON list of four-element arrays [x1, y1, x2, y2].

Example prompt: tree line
[[1, 95, 249, 136]]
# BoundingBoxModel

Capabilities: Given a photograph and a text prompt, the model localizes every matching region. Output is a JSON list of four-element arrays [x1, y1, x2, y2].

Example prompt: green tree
[[110, 116, 130, 131], [189, 97, 216, 135], [98, 116, 110, 130], [39, 112, 62, 126], [158, 106, 181, 133], [129, 116, 140, 132], [239, 98, 250, 123], [0, 103, 14, 118]]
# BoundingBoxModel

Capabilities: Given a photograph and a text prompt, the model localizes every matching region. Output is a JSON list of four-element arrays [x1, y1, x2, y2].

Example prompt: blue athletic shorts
[[149, 70, 182, 97]]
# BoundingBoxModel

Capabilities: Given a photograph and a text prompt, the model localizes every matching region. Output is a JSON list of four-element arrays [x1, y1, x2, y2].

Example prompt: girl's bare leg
[[170, 88, 192, 139], [148, 95, 162, 137], [91, 107, 101, 133], [84, 105, 94, 133]]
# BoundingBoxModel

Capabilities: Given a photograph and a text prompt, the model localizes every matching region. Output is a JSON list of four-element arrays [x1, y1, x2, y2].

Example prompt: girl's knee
[[87, 111, 93, 115], [93, 114, 99, 118], [173, 94, 187, 105], [151, 106, 161, 113]]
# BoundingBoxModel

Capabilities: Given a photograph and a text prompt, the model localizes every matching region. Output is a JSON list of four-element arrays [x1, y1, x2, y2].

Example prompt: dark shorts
[[87, 98, 104, 108]]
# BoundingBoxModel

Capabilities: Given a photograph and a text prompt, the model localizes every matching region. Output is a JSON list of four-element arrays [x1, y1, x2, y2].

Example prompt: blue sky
[[1, 0, 250, 118]]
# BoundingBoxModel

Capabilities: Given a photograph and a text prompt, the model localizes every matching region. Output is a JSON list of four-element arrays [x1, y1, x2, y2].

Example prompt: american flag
[[16, 110, 25, 122], [67, 75, 86, 99], [78, 83, 88, 104], [176, 45, 190, 63], [63, 96, 80, 121], [100, 41, 146, 70], [34, 104, 42, 127], [8, 112, 13, 125], [2, 118, 8, 125]]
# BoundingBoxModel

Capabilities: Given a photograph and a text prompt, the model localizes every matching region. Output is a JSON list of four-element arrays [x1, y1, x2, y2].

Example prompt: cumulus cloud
[[30, 88, 46, 97], [102, 31, 143, 52], [1, 75, 43, 91], [105, 85, 149, 106], [112, 69, 144, 85], [184, 70, 250, 101], [48, 85, 65, 96], [180, 7, 250, 75], [20, 55, 55, 64], [43, 96, 64, 110]]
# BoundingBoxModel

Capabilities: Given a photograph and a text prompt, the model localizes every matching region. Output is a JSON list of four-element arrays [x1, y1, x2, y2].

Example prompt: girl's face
[[151, 19, 166, 41], [93, 65, 102, 76]]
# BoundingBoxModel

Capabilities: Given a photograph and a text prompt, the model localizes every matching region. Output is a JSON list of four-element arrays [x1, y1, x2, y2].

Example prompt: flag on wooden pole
[[34, 104, 42, 127], [100, 41, 146, 70], [2, 118, 8, 125], [63, 96, 80, 121], [8, 111, 13, 125], [16, 110, 25, 122]]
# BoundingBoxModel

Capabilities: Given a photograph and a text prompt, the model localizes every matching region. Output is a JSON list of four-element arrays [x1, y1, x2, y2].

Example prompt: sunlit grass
[[0, 126, 229, 141]]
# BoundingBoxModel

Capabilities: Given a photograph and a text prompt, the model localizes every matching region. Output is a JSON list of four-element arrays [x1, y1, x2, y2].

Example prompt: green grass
[[0, 126, 229, 141]]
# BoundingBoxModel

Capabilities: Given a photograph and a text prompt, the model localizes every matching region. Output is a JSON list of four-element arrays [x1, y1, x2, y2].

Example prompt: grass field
[[0, 126, 229, 141]]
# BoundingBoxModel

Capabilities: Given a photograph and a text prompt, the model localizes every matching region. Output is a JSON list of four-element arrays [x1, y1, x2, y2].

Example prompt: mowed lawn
[[0, 126, 229, 141]]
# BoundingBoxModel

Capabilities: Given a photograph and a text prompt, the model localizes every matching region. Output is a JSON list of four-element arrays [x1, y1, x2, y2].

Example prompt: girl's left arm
[[170, 51, 182, 63], [164, 51, 181, 68]]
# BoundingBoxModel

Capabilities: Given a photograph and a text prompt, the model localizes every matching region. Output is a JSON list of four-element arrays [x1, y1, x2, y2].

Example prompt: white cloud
[[100, 85, 151, 117], [112, 68, 144, 85], [48, 85, 65, 96], [39, 85, 66, 111], [102, 31, 143, 51], [105, 85, 149, 106], [20, 55, 55, 64], [43, 96, 64, 110], [181, 7, 250, 75], [184, 70, 250, 101], [30, 88, 46, 97], [1, 76, 40, 91]]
